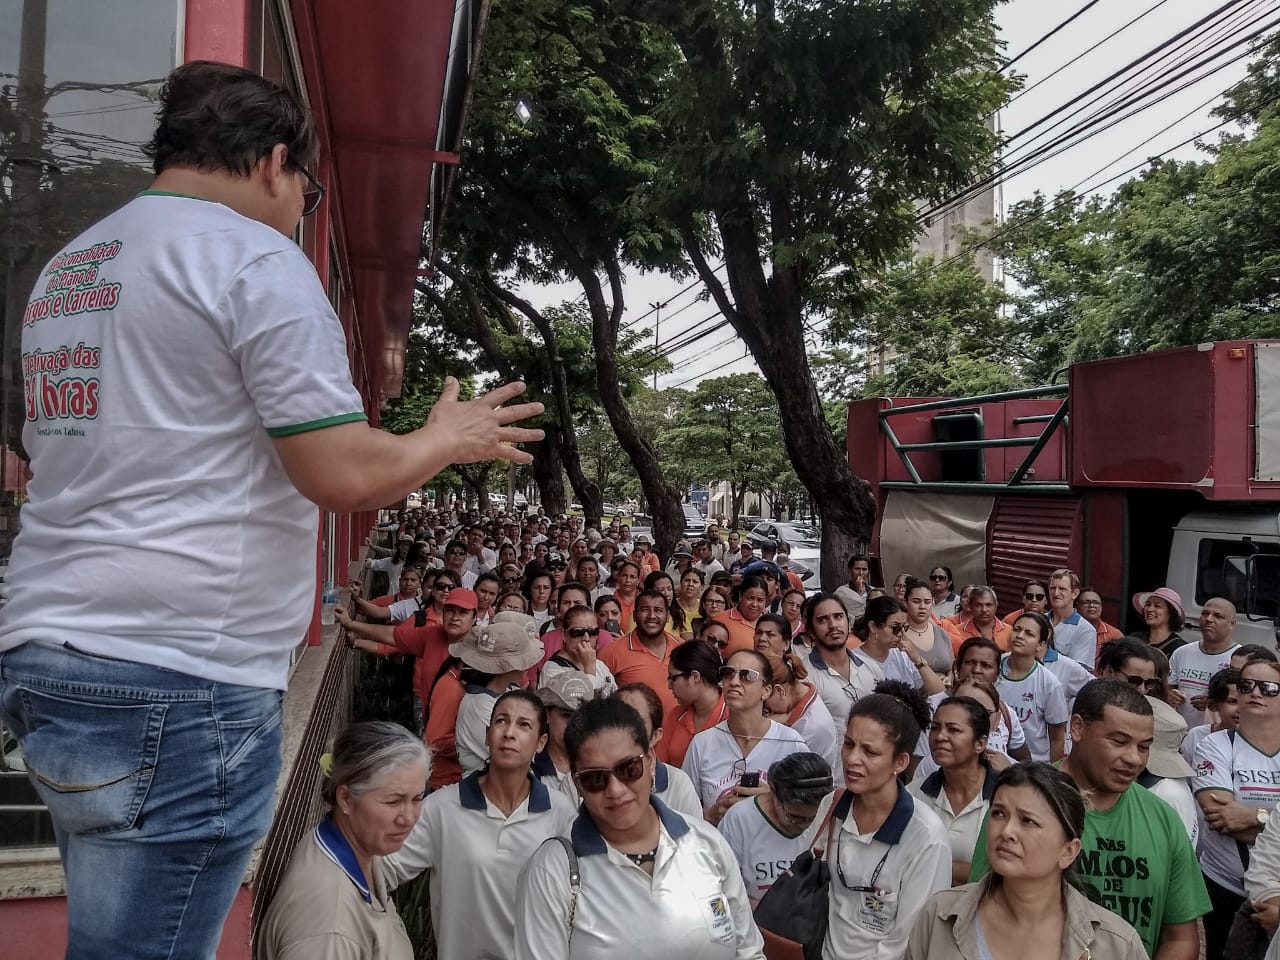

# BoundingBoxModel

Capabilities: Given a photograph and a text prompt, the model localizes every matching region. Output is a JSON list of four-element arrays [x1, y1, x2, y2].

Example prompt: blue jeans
[[0, 642, 283, 959]]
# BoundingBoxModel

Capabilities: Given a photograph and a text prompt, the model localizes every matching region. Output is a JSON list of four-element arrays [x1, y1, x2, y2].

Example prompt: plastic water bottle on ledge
[[321, 581, 337, 626]]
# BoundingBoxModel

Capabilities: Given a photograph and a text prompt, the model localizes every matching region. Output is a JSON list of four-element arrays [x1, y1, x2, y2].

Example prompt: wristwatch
[[1258, 808, 1271, 827], [914, 657, 927, 671]]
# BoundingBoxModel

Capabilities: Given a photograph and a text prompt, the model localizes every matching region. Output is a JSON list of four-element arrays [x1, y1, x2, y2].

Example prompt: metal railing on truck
[[878, 384, 1071, 493]]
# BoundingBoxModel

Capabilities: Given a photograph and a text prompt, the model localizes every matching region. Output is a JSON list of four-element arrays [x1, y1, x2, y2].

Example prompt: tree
[[659, 374, 779, 526], [622, 0, 1015, 584]]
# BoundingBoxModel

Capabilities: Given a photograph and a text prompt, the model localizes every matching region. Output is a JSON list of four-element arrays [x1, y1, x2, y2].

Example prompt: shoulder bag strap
[[550, 836, 581, 940], [811, 788, 845, 861]]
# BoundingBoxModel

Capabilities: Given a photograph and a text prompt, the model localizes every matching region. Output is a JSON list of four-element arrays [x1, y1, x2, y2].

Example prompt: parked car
[[682, 503, 706, 537], [747, 521, 822, 587]]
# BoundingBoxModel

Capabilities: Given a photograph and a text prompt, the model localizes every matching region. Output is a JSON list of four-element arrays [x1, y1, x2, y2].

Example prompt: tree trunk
[[579, 260, 684, 561], [531, 430, 568, 516], [561, 434, 604, 531]]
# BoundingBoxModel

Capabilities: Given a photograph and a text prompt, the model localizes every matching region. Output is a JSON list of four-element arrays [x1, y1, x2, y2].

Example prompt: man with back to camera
[[0, 62, 542, 959]]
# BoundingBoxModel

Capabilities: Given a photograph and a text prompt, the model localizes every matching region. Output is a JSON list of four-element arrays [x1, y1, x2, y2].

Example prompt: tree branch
[[681, 227, 738, 325]]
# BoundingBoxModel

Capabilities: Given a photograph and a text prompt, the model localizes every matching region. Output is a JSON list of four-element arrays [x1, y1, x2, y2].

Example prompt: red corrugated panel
[[988, 495, 1083, 617]]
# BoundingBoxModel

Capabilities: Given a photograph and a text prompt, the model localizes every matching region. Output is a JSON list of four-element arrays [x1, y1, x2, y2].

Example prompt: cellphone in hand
[[739, 771, 761, 788]]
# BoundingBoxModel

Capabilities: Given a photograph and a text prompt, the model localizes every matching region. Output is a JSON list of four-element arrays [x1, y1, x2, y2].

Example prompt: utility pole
[[649, 300, 665, 390]]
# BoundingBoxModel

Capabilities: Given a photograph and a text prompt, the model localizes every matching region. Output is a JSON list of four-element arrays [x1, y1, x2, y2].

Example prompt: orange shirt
[[946, 616, 1013, 655], [711, 608, 757, 657], [658, 696, 728, 768], [600, 630, 682, 714], [424, 667, 464, 790], [1094, 620, 1125, 660], [390, 622, 453, 711], [614, 593, 637, 634]]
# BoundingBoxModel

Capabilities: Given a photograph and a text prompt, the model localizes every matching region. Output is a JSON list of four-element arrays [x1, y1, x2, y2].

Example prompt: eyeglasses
[[574, 754, 647, 793], [719, 666, 763, 684], [668, 670, 693, 683], [929, 574, 949, 581], [1078, 599, 1102, 607], [446, 549, 467, 557], [1238, 678, 1280, 697], [777, 802, 818, 831], [500, 576, 520, 584], [434, 583, 455, 592], [1024, 592, 1046, 601], [1115, 671, 1163, 694], [707, 636, 730, 650], [888, 623, 908, 636], [547, 562, 567, 571], [567, 626, 600, 639], [296, 165, 326, 216]]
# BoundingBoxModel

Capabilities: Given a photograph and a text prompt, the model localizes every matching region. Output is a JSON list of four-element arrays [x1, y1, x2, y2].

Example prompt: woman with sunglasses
[[386, 689, 577, 960], [852, 596, 945, 696], [928, 566, 960, 619], [997, 613, 1068, 762], [682, 650, 808, 825], [907, 763, 1146, 960], [1000, 579, 1047, 625], [1193, 655, 1280, 958], [801, 689, 950, 960], [717, 752, 833, 906], [541, 605, 618, 695], [695, 586, 729, 639], [908, 696, 997, 886], [762, 651, 840, 770], [615, 683, 704, 820], [658, 639, 728, 769], [514, 698, 766, 959]]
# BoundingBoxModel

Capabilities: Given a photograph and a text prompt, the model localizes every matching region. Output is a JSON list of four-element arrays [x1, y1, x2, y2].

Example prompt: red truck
[[847, 340, 1280, 650]]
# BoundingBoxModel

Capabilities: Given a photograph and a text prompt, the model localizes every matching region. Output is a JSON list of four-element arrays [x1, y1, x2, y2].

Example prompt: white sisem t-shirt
[[0, 194, 366, 690], [1193, 728, 1280, 894], [718, 796, 810, 901], [682, 720, 808, 809], [1169, 642, 1239, 727], [997, 659, 1069, 761]]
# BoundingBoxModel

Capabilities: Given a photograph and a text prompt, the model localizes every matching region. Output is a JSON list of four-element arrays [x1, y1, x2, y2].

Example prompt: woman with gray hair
[[257, 722, 429, 960]]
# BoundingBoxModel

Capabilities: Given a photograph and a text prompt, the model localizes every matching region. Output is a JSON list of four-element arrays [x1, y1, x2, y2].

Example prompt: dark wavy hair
[[144, 61, 318, 176]]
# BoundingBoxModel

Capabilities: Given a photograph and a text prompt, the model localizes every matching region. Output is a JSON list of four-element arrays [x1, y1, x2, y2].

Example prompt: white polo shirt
[[514, 797, 766, 959], [654, 760, 704, 821], [785, 685, 841, 771], [1050, 611, 1097, 666], [384, 773, 576, 960], [1042, 648, 1094, 699], [682, 720, 808, 809], [807, 648, 883, 732], [907, 764, 999, 865], [802, 786, 951, 960]]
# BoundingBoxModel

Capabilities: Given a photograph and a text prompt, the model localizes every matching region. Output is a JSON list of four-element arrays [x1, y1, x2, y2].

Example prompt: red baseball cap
[[442, 587, 478, 611]]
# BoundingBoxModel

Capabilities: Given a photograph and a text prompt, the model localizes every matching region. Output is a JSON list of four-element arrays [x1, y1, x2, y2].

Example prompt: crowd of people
[[260, 503, 1280, 960]]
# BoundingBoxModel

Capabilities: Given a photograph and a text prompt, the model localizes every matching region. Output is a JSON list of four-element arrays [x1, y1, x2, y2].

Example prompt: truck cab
[[847, 341, 1280, 649]]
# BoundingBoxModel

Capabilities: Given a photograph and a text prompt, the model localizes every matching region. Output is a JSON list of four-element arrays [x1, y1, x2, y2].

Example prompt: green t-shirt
[[968, 781, 1210, 957]]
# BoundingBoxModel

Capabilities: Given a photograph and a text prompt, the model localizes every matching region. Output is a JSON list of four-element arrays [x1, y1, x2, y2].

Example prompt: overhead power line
[[1000, 0, 1108, 74]]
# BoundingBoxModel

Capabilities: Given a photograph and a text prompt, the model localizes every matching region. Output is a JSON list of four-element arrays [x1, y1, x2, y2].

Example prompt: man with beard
[[801, 593, 882, 729], [600, 589, 681, 713], [970, 679, 1209, 960]]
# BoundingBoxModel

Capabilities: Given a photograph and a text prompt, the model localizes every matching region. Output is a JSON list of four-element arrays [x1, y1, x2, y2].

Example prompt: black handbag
[[753, 790, 845, 960]]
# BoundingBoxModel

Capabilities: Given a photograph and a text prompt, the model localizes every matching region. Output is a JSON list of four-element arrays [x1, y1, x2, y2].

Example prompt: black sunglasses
[[567, 626, 600, 639], [574, 754, 647, 793], [296, 165, 326, 216], [1115, 671, 1162, 694], [1239, 678, 1280, 698], [1024, 592, 1046, 600]]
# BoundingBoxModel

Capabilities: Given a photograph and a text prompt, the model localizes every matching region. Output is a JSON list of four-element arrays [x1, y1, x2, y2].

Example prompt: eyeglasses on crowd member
[[694, 585, 729, 639], [541, 605, 618, 696], [259, 723, 429, 960], [614, 683, 704, 820], [384, 690, 576, 960], [928, 566, 960, 618], [906, 763, 1148, 960], [683, 649, 809, 826], [658, 639, 728, 769], [514, 698, 766, 959], [853, 596, 946, 697], [800, 688, 951, 960], [1194, 655, 1280, 959], [718, 751, 833, 906]]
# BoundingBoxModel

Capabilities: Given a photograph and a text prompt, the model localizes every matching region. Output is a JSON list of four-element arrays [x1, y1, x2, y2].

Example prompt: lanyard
[[834, 827, 891, 893]]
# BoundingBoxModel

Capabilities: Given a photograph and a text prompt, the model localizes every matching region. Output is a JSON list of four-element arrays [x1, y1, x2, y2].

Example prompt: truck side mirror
[[1246, 554, 1280, 622]]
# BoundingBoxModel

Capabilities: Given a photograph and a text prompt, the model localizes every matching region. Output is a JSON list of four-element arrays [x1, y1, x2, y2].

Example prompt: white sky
[[522, 0, 1260, 389]]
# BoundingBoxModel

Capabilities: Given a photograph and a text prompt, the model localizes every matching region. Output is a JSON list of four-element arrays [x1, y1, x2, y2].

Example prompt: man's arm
[[1048, 723, 1067, 762], [273, 379, 542, 512], [1153, 921, 1200, 960], [335, 609, 397, 647]]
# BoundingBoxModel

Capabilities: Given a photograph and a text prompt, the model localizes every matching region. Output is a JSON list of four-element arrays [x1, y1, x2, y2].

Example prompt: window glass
[[0, 0, 180, 850], [1196, 537, 1280, 609]]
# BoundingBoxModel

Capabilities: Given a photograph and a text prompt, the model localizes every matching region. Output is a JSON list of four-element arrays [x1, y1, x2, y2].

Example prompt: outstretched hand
[[426, 378, 544, 465]]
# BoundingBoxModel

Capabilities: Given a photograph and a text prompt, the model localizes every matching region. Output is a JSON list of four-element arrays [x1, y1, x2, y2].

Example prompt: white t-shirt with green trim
[[1192, 727, 1280, 894], [717, 795, 808, 902], [0, 193, 366, 689]]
